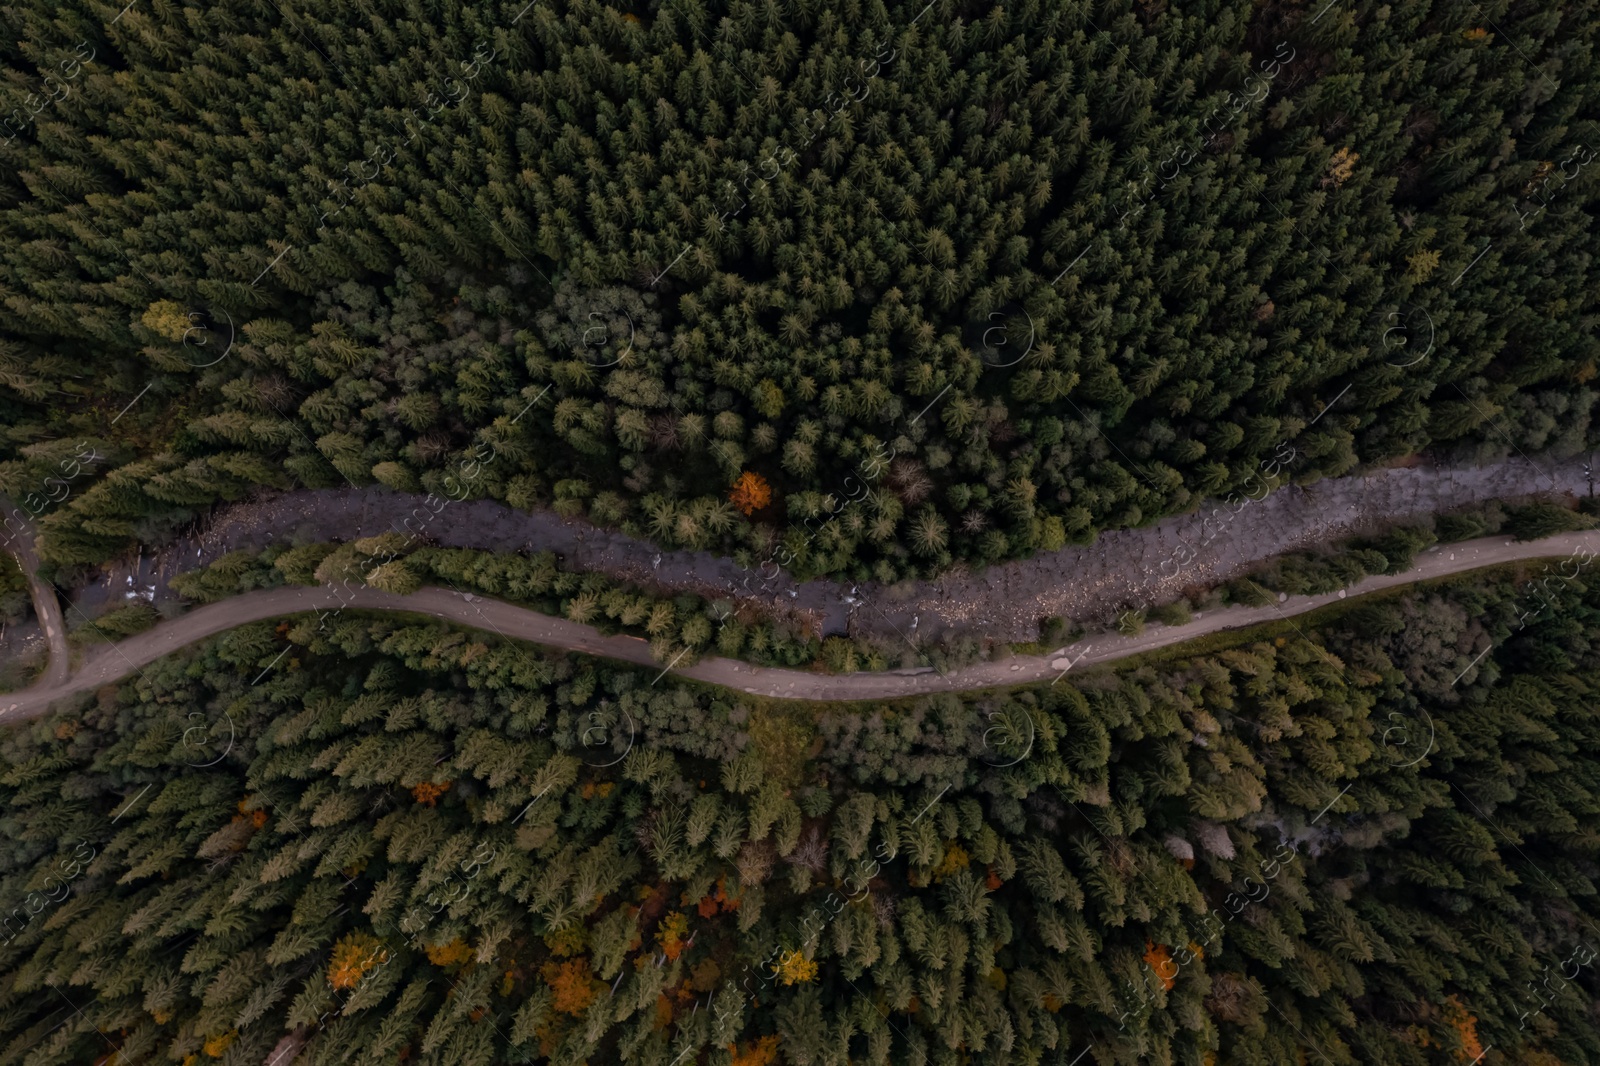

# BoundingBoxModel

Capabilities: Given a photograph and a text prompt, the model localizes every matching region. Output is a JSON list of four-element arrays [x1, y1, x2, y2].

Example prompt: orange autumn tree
[[328, 933, 388, 990], [728, 471, 771, 515], [202, 1030, 238, 1058], [542, 958, 600, 1016], [729, 1035, 780, 1066], [411, 780, 451, 806], [424, 938, 474, 967], [698, 874, 741, 917], [1443, 996, 1484, 1062], [1144, 941, 1177, 990], [654, 993, 675, 1030], [232, 797, 267, 828]]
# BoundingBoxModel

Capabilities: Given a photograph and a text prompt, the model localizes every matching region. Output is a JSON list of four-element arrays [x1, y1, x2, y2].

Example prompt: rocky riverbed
[[68, 452, 1590, 648]]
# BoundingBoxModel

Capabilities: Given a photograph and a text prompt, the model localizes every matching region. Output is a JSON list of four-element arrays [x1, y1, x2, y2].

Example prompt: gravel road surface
[[4, 529, 1592, 723]]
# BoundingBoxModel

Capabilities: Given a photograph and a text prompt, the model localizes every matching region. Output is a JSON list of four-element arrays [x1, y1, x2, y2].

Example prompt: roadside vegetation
[[4, 566, 1600, 1063]]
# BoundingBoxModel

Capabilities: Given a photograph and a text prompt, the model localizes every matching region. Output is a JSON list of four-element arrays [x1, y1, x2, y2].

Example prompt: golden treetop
[[729, 471, 772, 515]]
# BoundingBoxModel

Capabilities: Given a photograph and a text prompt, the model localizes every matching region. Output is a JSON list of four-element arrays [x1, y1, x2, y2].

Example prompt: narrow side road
[[1, 496, 69, 688], [2, 530, 1592, 723]]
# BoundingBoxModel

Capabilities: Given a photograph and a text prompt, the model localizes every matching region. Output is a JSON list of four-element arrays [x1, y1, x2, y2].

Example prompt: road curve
[[1, 496, 69, 688], [2, 530, 1594, 724]]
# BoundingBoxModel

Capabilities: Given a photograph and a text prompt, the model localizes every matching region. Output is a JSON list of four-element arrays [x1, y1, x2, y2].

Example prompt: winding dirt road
[[2, 530, 1592, 724]]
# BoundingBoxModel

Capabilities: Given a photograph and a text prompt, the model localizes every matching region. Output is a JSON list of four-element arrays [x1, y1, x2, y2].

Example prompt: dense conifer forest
[[3, 566, 1600, 1065], [2, 0, 1598, 583], [7, 1, 1600, 1064]]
